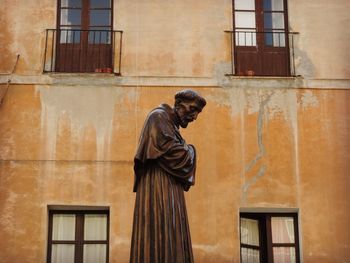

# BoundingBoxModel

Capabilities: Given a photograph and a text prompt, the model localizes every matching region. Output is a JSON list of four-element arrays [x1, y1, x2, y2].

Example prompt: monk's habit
[[130, 103, 196, 263]]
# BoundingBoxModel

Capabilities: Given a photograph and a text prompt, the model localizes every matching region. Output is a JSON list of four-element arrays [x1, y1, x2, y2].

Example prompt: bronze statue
[[130, 90, 206, 263]]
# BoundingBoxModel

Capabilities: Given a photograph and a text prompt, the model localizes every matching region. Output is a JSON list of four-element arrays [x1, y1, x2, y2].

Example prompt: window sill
[[1, 74, 349, 90]]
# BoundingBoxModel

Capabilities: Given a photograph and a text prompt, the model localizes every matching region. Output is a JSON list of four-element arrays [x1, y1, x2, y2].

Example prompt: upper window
[[240, 213, 300, 263], [47, 209, 109, 263], [43, 1, 123, 74], [55, 0, 114, 73], [233, 0, 293, 76]]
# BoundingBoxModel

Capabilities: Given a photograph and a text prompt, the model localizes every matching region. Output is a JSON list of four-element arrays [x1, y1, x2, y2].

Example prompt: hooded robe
[[130, 103, 196, 263]]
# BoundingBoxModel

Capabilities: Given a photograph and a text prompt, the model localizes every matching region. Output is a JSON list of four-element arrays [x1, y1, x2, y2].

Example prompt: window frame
[[47, 209, 110, 263], [55, 0, 114, 73], [240, 212, 300, 263], [57, 0, 113, 32], [232, 0, 292, 76]]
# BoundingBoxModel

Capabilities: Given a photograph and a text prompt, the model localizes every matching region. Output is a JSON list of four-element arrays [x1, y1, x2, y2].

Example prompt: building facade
[[0, 0, 349, 262]]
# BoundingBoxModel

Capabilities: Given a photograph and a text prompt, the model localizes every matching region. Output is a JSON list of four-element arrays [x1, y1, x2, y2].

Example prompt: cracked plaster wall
[[0, 0, 350, 262], [1, 85, 350, 262]]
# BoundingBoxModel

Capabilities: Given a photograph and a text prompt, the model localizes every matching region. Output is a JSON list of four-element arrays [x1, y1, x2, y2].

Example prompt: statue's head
[[174, 89, 206, 128]]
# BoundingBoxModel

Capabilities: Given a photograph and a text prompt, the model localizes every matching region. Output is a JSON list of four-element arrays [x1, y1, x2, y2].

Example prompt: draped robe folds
[[130, 103, 196, 263]]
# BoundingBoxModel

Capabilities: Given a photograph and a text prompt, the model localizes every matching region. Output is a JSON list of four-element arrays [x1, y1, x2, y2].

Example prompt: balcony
[[43, 29, 123, 75], [225, 30, 298, 77]]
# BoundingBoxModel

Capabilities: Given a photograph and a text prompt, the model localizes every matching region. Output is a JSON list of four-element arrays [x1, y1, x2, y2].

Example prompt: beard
[[179, 116, 192, 128], [180, 121, 188, 128]]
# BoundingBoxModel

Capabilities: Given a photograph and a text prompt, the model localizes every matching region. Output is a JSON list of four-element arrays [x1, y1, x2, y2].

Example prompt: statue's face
[[175, 100, 202, 128]]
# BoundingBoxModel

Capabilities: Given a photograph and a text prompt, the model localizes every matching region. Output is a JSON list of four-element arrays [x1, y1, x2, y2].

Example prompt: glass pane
[[264, 13, 285, 29], [273, 247, 296, 263], [90, 0, 111, 8], [83, 244, 107, 263], [235, 12, 256, 28], [61, 9, 81, 25], [264, 0, 284, 11], [90, 10, 111, 26], [60, 28, 81, 43], [52, 214, 76, 240], [265, 31, 285, 47], [235, 30, 257, 46], [240, 218, 259, 246], [235, 0, 255, 10], [61, 0, 81, 8], [272, 217, 295, 243], [84, 214, 107, 240], [241, 248, 260, 263], [52, 244, 75, 263], [88, 29, 111, 44]]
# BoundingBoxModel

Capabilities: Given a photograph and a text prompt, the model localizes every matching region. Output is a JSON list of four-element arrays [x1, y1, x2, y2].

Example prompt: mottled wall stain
[[1, 85, 350, 262], [0, 0, 350, 262], [1, 0, 56, 74], [35, 85, 139, 160]]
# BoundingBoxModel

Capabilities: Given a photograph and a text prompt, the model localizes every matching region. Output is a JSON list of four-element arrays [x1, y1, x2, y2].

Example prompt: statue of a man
[[130, 90, 206, 263]]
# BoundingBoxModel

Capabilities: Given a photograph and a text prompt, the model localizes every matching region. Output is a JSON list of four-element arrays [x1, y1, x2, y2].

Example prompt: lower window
[[47, 209, 109, 263], [240, 213, 300, 263]]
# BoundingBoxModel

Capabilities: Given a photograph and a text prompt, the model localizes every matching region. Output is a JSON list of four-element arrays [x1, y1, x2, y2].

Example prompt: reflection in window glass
[[263, 0, 284, 11], [83, 244, 107, 263], [240, 218, 260, 246], [264, 13, 285, 29], [235, 12, 256, 28], [61, 0, 81, 8], [52, 214, 76, 240], [235, 0, 255, 10], [52, 244, 75, 263], [265, 31, 285, 47], [241, 248, 260, 263], [88, 29, 111, 44], [60, 28, 81, 43], [61, 9, 81, 25], [272, 217, 295, 243], [273, 247, 296, 263], [236, 30, 257, 46], [84, 214, 108, 240], [90, 0, 111, 8], [90, 10, 111, 26]]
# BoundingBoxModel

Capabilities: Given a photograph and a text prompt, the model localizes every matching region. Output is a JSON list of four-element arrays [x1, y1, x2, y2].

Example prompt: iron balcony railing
[[225, 30, 299, 76], [43, 29, 123, 75]]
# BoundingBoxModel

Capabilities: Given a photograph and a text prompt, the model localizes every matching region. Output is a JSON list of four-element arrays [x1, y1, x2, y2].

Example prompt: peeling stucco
[[35, 85, 138, 160]]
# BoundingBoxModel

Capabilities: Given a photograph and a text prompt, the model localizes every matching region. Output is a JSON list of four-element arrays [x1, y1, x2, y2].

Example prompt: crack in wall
[[242, 165, 266, 202], [242, 93, 273, 203]]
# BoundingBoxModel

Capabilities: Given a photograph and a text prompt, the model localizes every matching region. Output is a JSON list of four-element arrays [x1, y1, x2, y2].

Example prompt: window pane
[[264, 0, 284, 11], [265, 31, 285, 47], [60, 28, 81, 43], [61, 0, 81, 8], [52, 214, 76, 240], [83, 244, 107, 263], [273, 247, 296, 263], [90, 0, 111, 8], [52, 244, 75, 263], [235, 12, 256, 28], [264, 13, 285, 29], [84, 214, 107, 240], [240, 218, 259, 246], [235, 30, 257, 46], [241, 248, 260, 263], [271, 217, 295, 243], [88, 29, 111, 44], [235, 0, 255, 10], [61, 9, 81, 25], [90, 10, 111, 26]]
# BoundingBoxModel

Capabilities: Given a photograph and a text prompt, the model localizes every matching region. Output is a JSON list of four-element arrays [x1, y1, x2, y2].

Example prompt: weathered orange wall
[[0, 85, 349, 262], [1, 0, 350, 262], [1, 0, 350, 78]]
